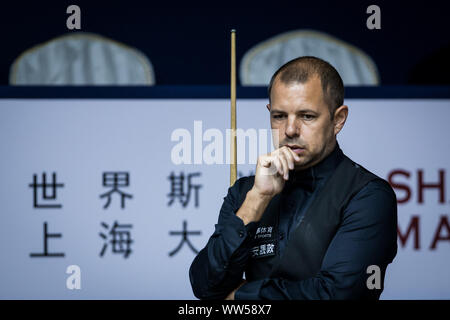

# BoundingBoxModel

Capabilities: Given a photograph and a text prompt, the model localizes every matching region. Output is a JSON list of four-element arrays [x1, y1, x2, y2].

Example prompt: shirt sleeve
[[235, 179, 398, 300], [189, 177, 257, 300]]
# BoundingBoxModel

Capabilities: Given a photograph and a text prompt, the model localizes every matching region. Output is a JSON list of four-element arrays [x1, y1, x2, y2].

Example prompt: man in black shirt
[[189, 56, 397, 300]]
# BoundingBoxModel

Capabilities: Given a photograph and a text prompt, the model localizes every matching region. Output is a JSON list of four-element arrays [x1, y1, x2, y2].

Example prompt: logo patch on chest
[[255, 226, 273, 239], [251, 242, 276, 258], [251, 225, 276, 258]]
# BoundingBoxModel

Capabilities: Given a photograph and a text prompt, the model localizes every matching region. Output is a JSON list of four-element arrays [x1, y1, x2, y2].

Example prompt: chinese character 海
[[99, 221, 133, 258]]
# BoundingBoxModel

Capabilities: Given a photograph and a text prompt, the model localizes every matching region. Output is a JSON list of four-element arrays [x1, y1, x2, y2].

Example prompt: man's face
[[268, 76, 336, 170]]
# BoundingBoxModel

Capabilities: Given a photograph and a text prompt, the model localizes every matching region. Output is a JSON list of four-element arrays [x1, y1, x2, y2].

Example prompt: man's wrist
[[236, 188, 273, 225]]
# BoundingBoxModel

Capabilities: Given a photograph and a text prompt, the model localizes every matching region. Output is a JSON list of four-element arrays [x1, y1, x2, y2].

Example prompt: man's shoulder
[[342, 155, 396, 203]]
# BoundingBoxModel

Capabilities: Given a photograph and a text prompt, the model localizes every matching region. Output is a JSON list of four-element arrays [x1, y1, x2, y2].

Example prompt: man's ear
[[266, 104, 271, 112], [333, 105, 348, 135]]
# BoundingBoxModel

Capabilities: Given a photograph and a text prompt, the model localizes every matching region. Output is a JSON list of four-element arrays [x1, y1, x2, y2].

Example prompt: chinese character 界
[[99, 172, 133, 209]]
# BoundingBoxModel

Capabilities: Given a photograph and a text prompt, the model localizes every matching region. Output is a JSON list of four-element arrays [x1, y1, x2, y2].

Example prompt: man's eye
[[273, 114, 285, 119], [303, 114, 315, 120]]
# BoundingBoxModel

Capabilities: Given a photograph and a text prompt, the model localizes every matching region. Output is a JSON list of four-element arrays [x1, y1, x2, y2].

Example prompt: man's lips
[[286, 145, 305, 155]]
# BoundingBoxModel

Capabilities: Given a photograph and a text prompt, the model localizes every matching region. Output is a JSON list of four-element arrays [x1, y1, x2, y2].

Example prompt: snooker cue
[[230, 29, 237, 187]]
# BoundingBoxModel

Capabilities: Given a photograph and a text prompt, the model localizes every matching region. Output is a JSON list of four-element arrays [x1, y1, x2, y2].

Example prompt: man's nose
[[285, 117, 300, 138]]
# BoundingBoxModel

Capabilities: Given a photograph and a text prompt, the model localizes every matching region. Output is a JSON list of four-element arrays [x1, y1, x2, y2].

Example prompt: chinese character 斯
[[167, 172, 202, 208]]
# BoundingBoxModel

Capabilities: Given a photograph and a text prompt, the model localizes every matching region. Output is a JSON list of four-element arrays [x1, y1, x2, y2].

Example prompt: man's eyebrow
[[270, 109, 318, 114], [270, 109, 286, 114], [297, 109, 319, 114]]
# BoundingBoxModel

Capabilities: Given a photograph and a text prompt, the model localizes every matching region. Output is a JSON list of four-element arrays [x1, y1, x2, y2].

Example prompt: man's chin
[[293, 158, 312, 171]]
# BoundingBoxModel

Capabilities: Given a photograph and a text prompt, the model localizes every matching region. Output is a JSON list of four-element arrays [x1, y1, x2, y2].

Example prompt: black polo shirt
[[189, 142, 397, 300]]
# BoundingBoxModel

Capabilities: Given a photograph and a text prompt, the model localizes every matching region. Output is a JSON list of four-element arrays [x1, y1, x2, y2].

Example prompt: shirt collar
[[283, 141, 344, 193]]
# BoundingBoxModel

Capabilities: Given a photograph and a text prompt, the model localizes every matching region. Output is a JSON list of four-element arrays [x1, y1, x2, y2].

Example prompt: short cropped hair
[[268, 56, 344, 119]]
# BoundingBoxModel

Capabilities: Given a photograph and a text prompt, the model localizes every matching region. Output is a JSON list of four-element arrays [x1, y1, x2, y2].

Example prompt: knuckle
[[258, 154, 269, 162]]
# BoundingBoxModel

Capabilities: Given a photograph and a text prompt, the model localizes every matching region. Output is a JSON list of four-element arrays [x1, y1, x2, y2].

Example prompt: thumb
[[260, 157, 272, 168], [259, 156, 278, 176]]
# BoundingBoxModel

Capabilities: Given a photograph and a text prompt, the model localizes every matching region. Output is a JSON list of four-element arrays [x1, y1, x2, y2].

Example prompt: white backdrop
[[0, 98, 449, 299]]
